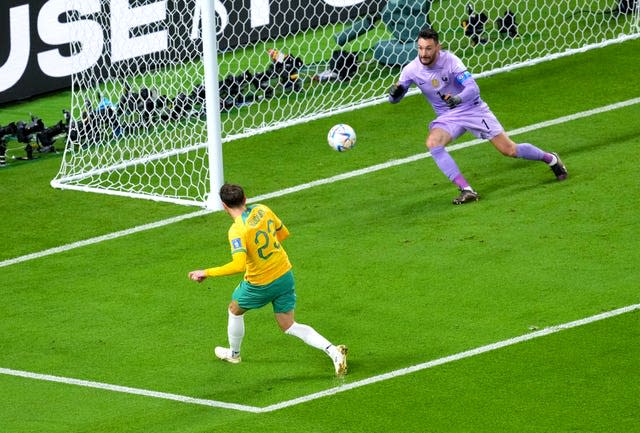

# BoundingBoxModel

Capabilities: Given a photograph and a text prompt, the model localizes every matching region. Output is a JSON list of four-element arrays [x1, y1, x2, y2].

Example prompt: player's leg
[[227, 300, 246, 357], [427, 125, 479, 204], [215, 280, 265, 364], [427, 127, 470, 189], [272, 271, 348, 376], [214, 299, 247, 364], [490, 133, 567, 180], [278, 311, 348, 376]]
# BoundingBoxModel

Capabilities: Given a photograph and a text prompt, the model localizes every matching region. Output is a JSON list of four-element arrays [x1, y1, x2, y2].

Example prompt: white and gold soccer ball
[[327, 124, 356, 152]]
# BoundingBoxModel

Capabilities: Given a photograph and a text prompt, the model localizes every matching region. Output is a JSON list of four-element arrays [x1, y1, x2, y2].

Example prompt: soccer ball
[[327, 124, 356, 152]]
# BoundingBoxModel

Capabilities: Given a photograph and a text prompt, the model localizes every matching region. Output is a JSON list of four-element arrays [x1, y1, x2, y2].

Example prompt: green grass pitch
[[1, 38, 639, 432]]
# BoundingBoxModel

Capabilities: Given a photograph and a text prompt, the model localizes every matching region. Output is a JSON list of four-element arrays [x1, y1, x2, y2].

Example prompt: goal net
[[52, 0, 640, 208]]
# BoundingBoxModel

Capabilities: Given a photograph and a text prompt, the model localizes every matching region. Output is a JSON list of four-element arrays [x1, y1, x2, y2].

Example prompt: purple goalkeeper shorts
[[429, 103, 504, 141]]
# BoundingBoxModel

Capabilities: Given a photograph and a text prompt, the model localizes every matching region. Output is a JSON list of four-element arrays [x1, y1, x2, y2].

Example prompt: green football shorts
[[232, 270, 296, 313]]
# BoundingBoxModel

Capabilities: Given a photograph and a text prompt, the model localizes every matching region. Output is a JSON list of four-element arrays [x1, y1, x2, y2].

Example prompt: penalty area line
[[1, 303, 638, 413], [1, 97, 639, 270], [259, 303, 640, 412]]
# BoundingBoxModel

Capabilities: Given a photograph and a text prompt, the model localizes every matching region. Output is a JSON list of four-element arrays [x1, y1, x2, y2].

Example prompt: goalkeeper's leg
[[491, 133, 568, 180], [427, 127, 479, 204]]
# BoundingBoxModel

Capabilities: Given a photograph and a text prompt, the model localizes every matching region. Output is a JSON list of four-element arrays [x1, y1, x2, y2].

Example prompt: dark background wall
[[0, 0, 381, 105]]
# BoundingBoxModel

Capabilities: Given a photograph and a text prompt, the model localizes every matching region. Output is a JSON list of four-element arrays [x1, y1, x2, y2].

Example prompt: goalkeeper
[[188, 184, 348, 376], [389, 28, 568, 205]]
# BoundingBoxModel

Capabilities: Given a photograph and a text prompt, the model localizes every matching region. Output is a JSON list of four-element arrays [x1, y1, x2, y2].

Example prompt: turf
[[0, 39, 639, 433]]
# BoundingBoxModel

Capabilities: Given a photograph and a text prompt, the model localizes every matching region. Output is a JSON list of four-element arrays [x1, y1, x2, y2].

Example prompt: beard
[[419, 51, 438, 66]]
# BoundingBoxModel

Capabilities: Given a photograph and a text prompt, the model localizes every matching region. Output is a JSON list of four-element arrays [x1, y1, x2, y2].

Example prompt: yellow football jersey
[[227, 204, 291, 285]]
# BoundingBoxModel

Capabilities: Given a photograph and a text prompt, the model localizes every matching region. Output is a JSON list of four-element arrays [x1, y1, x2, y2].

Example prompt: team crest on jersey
[[231, 238, 242, 249], [431, 79, 439, 88]]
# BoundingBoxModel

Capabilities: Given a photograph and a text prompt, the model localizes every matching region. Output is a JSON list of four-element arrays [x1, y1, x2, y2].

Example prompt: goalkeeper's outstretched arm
[[388, 83, 408, 103]]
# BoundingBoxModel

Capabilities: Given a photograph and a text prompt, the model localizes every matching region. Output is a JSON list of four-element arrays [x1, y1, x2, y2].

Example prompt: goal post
[[52, 0, 640, 208], [201, 0, 224, 211], [51, 0, 223, 208]]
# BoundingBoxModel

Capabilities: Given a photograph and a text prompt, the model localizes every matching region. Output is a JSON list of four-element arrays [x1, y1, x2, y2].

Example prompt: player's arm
[[204, 251, 247, 277], [443, 71, 480, 108], [189, 227, 248, 283], [275, 223, 289, 242], [454, 71, 480, 104], [188, 251, 247, 282], [388, 82, 409, 103]]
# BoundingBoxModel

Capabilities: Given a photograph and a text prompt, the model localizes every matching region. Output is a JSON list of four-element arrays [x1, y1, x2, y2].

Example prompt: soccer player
[[389, 27, 568, 205], [188, 184, 348, 376]]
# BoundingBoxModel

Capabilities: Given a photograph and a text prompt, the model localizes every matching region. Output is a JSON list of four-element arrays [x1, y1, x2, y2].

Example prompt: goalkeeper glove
[[388, 83, 406, 99], [443, 94, 462, 109]]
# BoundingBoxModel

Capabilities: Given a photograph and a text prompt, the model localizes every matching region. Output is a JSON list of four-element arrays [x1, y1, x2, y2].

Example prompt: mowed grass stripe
[[2, 97, 638, 270], [2, 304, 638, 412]]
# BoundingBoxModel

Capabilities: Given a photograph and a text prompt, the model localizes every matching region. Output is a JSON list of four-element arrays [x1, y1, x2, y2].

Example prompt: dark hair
[[418, 27, 439, 44], [219, 183, 245, 208]]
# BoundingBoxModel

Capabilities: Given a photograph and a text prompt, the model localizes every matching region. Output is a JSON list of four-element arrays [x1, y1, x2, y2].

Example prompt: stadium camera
[[190, 84, 206, 106], [67, 120, 82, 144], [15, 115, 45, 144], [250, 71, 275, 99], [183, 83, 208, 116], [36, 113, 69, 153], [462, 3, 488, 46], [496, 10, 518, 38], [137, 88, 159, 122], [15, 115, 45, 160], [63, 108, 71, 125], [277, 54, 304, 92], [119, 84, 150, 115], [117, 84, 164, 128], [0, 122, 17, 138], [217, 72, 255, 110], [118, 83, 136, 115], [615, 0, 637, 15], [263, 51, 304, 93], [0, 122, 17, 167], [168, 92, 193, 120], [67, 109, 101, 147]]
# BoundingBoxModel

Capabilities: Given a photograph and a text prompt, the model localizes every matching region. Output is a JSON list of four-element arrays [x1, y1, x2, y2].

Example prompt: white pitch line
[[0, 367, 262, 413], [0, 209, 210, 269], [249, 97, 640, 202], [1, 96, 639, 270], [259, 303, 640, 412], [1, 303, 638, 413]]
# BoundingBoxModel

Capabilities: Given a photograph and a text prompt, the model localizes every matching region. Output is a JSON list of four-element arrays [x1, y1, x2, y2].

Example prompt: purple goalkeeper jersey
[[396, 50, 487, 117]]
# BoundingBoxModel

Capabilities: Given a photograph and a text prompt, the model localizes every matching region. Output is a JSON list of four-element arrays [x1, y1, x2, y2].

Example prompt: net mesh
[[53, 0, 640, 206]]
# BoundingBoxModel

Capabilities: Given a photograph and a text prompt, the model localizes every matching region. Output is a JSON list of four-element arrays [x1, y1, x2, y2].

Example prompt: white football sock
[[285, 322, 334, 356], [227, 309, 244, 356]]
